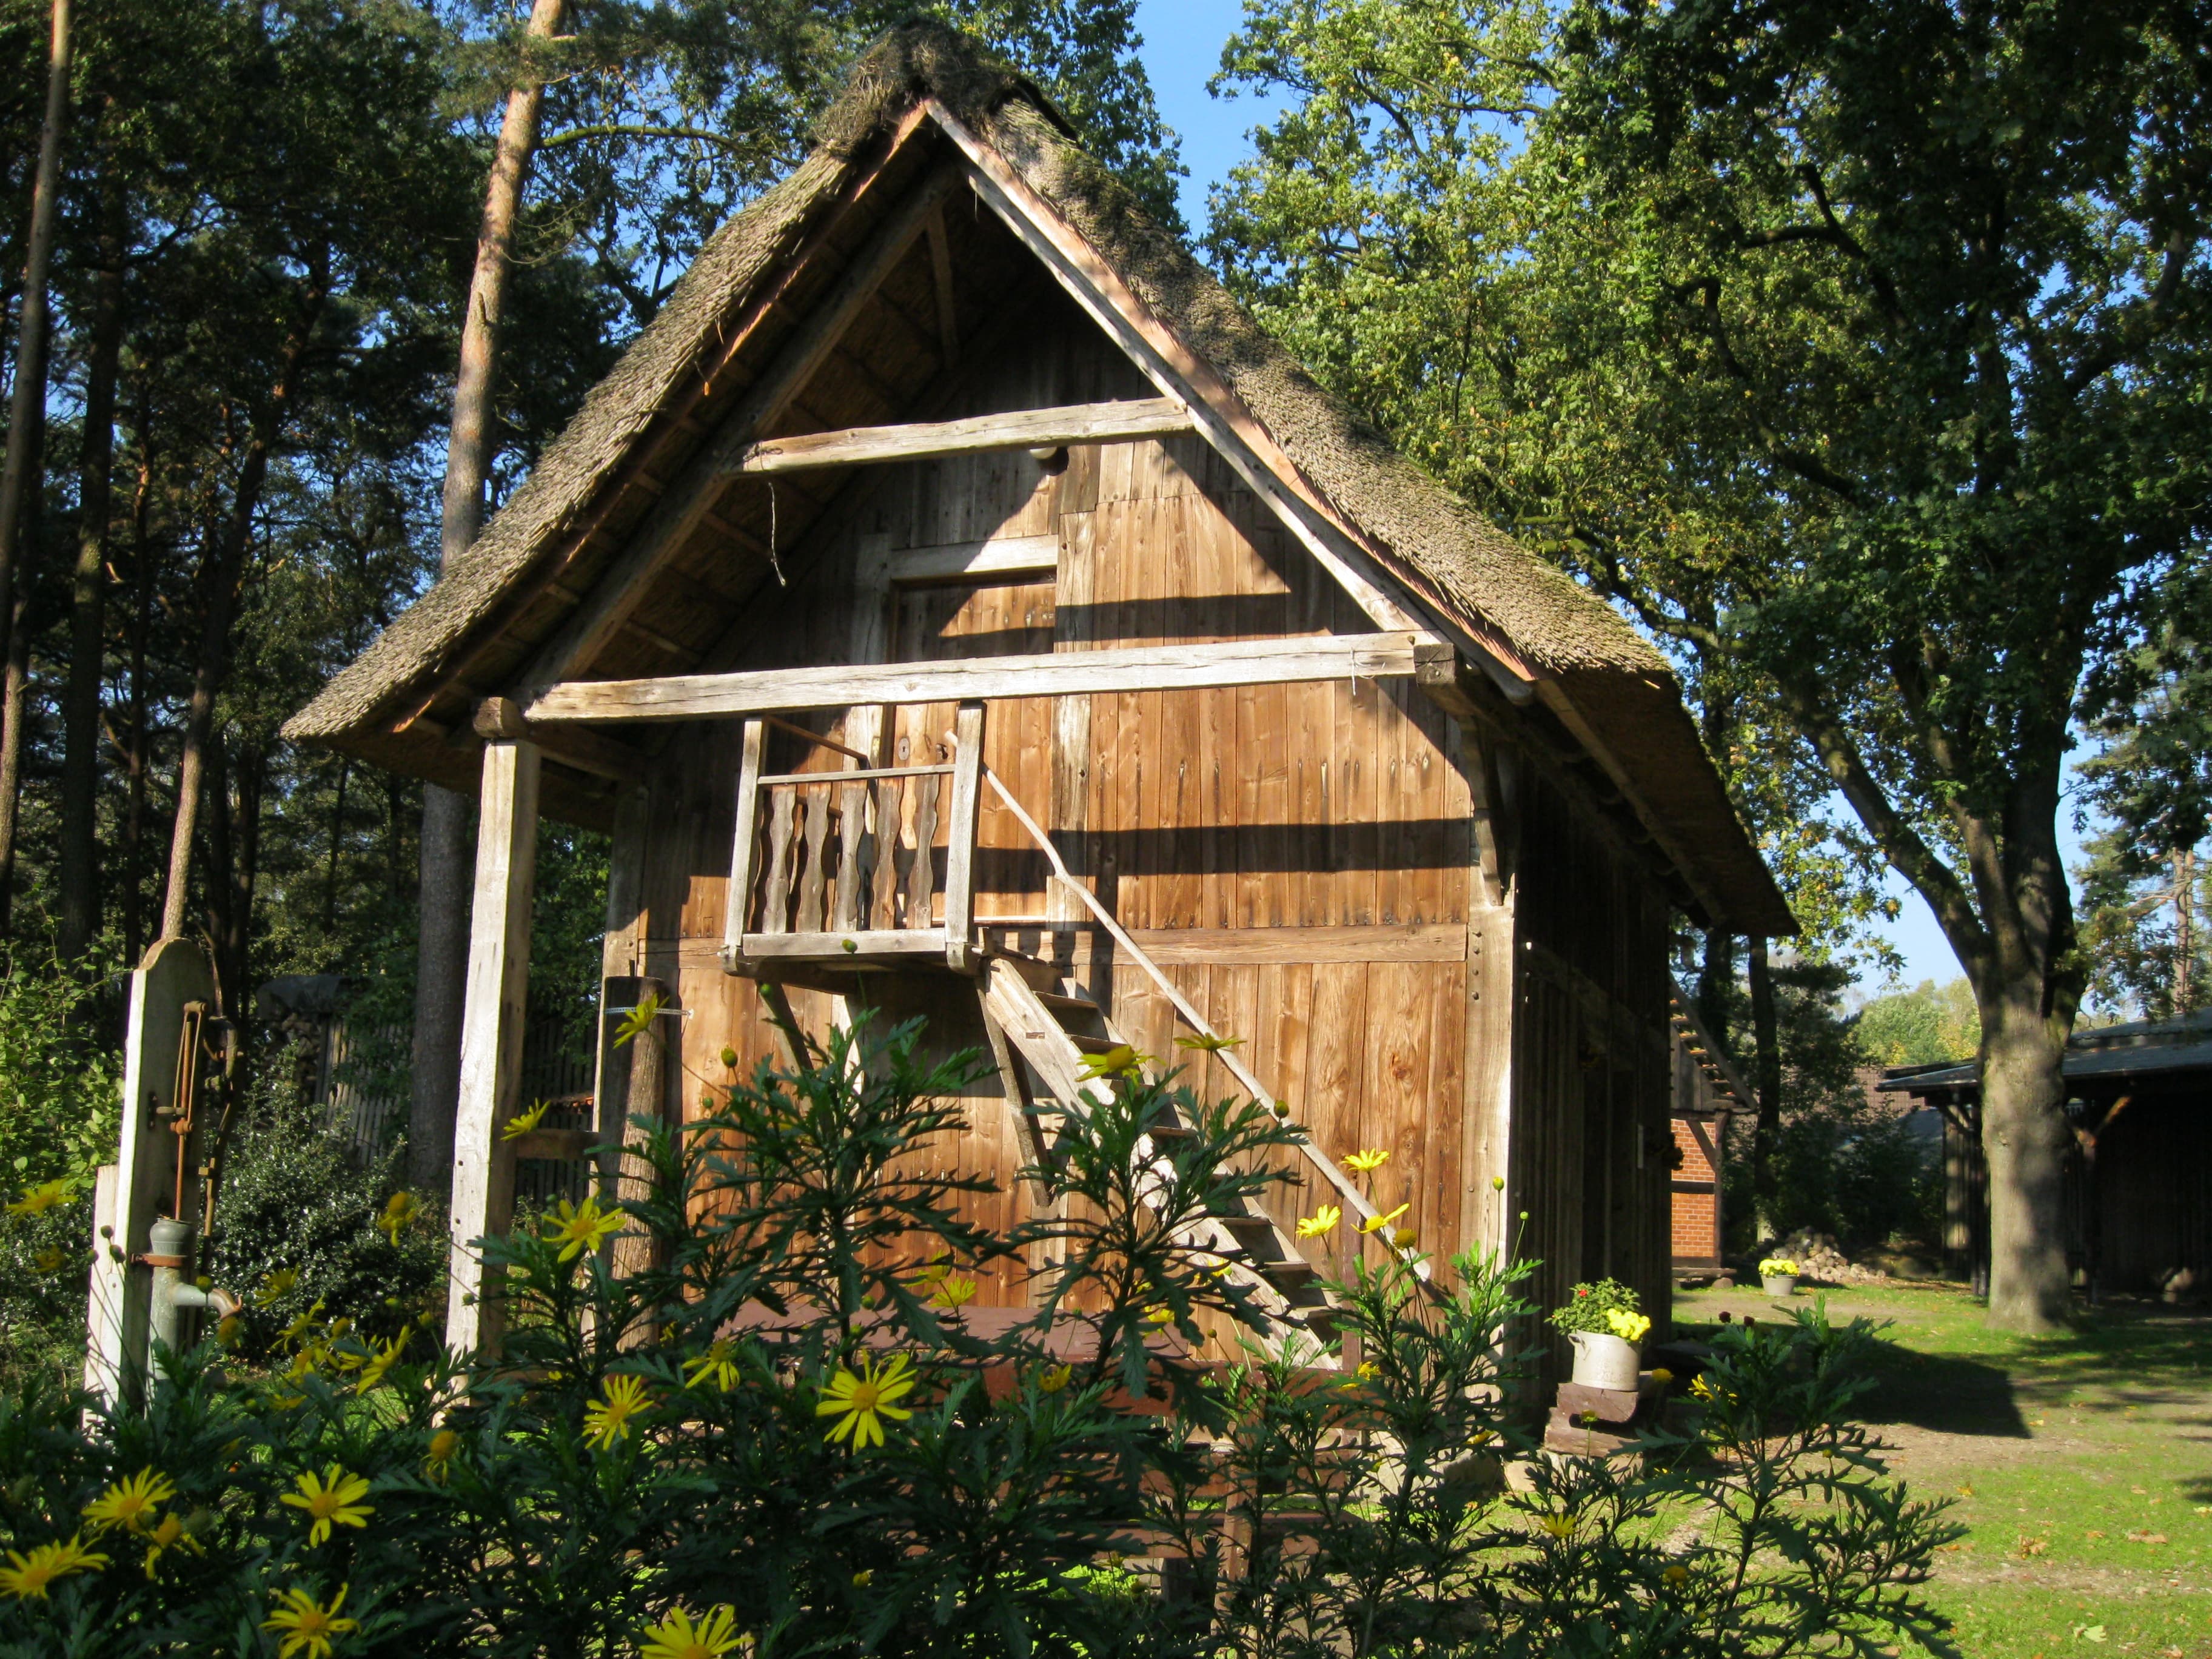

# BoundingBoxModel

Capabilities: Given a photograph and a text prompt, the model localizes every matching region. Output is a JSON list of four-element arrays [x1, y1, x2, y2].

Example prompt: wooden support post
[[721, 717, 766, 969], [943, 701, 985, 972], [598, 973, 668, 1298], [445, 736, 540, 1356], [86, 937, 216, 1408]]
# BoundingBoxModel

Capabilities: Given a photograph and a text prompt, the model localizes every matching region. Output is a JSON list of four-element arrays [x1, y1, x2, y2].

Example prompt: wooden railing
[[723, 703, 985, 969]]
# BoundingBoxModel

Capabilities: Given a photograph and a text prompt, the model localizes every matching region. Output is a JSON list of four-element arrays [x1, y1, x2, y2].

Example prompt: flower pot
[[1761, 1273, 1798, 1297], [1567, 1330, 1640, 1391]]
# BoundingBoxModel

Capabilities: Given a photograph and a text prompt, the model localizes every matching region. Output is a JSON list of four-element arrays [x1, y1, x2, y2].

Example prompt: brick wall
[[1671, 1116, 1723, 1264]]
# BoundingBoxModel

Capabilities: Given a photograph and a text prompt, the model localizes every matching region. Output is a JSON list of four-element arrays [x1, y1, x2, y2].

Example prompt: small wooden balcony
[[722, 702, 988, 977]]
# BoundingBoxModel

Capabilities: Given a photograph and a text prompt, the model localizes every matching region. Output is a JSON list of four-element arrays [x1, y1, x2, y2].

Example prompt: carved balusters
[[795, 789, 833, 932], [836, 779, 870, 931], [761, 788, 796, 933], [873, 776, 904, 928], [907, 769, 940, 927]]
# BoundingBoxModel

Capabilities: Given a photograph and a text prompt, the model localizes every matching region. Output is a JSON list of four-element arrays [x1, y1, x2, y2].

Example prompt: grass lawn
[[1674, 1281, 2212, 1658]]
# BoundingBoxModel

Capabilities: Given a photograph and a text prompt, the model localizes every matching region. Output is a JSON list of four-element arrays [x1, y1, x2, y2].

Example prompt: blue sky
[[1130, 1, 2093, 997]]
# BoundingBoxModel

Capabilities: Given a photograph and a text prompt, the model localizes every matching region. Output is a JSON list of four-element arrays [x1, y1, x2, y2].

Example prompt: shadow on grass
[[1857, 1338, 2029, 1438]]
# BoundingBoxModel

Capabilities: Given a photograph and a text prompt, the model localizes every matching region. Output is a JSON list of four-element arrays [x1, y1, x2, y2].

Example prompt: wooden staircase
[[976, 955, 1345, 1350]]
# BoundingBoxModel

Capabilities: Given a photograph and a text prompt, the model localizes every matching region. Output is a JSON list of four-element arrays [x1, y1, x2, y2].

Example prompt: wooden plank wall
[[609, 292, 1670, 1330], [1507, 768, 1675, 1346]]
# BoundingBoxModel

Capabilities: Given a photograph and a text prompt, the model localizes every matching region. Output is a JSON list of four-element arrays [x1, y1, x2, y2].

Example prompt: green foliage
[[1714, 960, 1946, 1253], [1857, 979, 1981, 1068], [203, 1082, 447, 1364], [0, 948, 126, 1395], [0, 1017, 1955, 1655], [2074, 569, 2212, 1019]]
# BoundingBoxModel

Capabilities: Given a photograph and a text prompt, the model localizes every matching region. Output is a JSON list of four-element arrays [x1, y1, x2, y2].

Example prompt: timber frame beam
[[525, 633, 1450, 725], [732, 398, 1191, 473]]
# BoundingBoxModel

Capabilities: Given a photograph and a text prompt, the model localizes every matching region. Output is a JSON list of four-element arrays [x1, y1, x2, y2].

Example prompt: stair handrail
[[976, 761, 1430, 1281]]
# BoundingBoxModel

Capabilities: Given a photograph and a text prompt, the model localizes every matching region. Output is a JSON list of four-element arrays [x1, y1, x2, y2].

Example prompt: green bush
[[1, 1014, 1959, 1655], [205, 1080, 447, 1361], [0, 948, 124, 1395]]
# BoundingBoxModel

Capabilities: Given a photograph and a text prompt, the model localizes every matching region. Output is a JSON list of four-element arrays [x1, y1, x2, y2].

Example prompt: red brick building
[[1670, 994, 1755, 1269]]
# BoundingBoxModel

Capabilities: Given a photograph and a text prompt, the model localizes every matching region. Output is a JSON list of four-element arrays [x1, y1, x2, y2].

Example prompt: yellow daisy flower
[[256, 1267, 301, 1307], [1037, 1364, 1073, 1394], [4, 1179, 69, 1218], [263, 1584, 358, 1659], [637, 1602, 744, 1659], [280, 1466, 373, 1547], [1390, 1226, 1418, 1251], [1295, 1205, 1342, 1239], [422, 1428, 460, 1484], [682, 1339, 745, 1393], [1171, 1033, 1243, 1053], [544, 1196, 624, 1262], [1342, 1148, 1390, 1175], [1359, 1202, 1410, 1236], [583, 1375, 653, 1451], [375, 1190, 420, 1243], [816, 1353, 917, 1450], [33, 1246, 65, 1273], [355, 1338, 406, 1394], [499, 1101, 551, 1144], [1537, 1512, 1576, 1540], [83, 1467, 176, 1536], [930, 1275, 978, 1312], [1075, 1044, 1150, 1081], [141, 1511, 202, 1578], [613, 990, 666, 1048], [0, 1534, 108, 1600]]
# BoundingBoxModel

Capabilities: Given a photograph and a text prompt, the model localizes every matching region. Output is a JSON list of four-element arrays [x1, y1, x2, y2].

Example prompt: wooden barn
[[283, 25, 1792, 1359]]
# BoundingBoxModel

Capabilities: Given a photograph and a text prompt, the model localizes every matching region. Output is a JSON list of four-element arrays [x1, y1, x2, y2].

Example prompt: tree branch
[[1774, 671, 1992, 983], [2065, 224, 2199, 397], [1667, 275, 1866, 503]]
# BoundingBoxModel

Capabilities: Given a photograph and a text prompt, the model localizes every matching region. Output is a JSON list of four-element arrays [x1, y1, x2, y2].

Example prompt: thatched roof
[[284, 21, 1791, 935]]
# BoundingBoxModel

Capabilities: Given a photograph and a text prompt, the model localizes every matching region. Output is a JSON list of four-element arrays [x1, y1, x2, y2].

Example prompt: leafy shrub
[[0, 948, 124, 1395], [1, 1014, 1958, 1655], [205, 1079, 446, 1360]]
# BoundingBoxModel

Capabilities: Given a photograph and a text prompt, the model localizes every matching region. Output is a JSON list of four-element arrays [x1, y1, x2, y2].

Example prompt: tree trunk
[[121, 443, 152, 967], [1745, 935, 1783, 1235], [411, 0, 566, 1194], [0, 0, 70, 930], [2174, 846, 2195, 1017], [1696, 928, 1735, 1055], [409, 788, 472, 1187], [322, 755, 350, 931], [58, 170, 126, 962], [159, 287, 323, 940], [0, 584, 30, 931], [1977, 990, 2073, 1329]]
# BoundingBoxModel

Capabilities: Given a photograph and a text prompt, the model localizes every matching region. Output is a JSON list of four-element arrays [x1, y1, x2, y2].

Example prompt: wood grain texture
[[446, 739, 541, 1355], [528, 634, 1441, 722], [736, 398, 1191, 472]]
